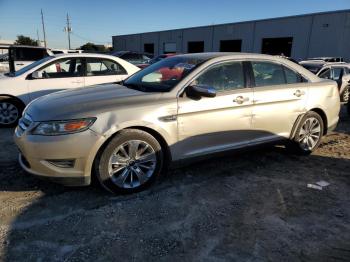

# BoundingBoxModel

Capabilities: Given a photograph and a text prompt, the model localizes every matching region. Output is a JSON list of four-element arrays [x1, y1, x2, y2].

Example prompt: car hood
[[26, 84, 162, 121]]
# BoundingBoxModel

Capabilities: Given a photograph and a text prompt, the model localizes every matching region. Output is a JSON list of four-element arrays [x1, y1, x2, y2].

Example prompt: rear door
[[84, 57, 128, 86], [27, 57, 84, 101], [250, 60, 309, 141]]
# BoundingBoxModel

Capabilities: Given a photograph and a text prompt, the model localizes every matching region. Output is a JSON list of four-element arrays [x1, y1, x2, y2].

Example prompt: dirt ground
[[0, 108, 349, 262]]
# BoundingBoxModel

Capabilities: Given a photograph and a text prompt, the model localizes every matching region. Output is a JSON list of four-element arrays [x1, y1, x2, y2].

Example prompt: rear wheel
[[0, 98, 23, 127], [94, 129, 164, 194], [341, 86, 349, 103], [288, 112, 324, 155]]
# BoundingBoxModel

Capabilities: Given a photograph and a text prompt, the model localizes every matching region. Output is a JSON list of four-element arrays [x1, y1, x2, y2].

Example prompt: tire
[[340, 86, 349, 103], [0, 98, 23, 128], [288, 111, 324, 155], [94, 129, 164, 194]]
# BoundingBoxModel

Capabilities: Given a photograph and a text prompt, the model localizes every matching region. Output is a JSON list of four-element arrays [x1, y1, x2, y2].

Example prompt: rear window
[[10, 47, 48, 61]]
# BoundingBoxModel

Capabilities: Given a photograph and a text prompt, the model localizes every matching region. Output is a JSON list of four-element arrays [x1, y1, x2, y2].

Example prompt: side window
[[193, 61, 245, 92], [36, 58, 82, 78], [252, 61, 286, 87], [332, 68, 343, 81], [283, 66, 304, 84], [318, 68, 331, 79], [86, 58, 127, 76]]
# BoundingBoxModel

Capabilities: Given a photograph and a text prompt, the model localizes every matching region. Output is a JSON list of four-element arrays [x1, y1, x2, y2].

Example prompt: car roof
[[53, 53, 118, 59]]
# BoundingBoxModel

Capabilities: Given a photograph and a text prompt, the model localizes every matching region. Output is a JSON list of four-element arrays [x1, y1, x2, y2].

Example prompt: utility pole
[[40, 9, 47, 47], [64, 13, 72, 49]]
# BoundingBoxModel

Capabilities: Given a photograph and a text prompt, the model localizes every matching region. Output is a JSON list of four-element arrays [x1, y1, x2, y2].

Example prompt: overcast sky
[[0, 0, 349, 49]]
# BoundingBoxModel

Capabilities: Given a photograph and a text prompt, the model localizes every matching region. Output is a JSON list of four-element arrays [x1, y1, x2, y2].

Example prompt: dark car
[[111, 51, 153, 66]]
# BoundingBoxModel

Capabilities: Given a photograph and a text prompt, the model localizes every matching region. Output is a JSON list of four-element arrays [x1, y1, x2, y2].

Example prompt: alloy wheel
[[108, 140, 157, 189], [298, 117, 321, 151], [343, 87, 349, 103], [0, 102, 19, 125]]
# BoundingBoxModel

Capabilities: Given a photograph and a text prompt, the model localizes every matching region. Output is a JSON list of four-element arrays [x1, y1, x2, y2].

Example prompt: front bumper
[[14, 127, 104, 186]]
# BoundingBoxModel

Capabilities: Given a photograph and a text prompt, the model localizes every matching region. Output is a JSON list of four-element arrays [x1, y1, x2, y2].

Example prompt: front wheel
[[288, 112, 324, 155], [0, 98, 23, 128], [94, 129, 164, 194]]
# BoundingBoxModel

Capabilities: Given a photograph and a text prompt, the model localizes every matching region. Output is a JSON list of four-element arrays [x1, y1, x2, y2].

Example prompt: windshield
[[11, 56, 54, 77], [123, 56, 205, 92]]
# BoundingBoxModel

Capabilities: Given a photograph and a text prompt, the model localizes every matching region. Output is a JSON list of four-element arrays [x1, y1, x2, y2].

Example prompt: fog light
[[46, 159, 75, 168]]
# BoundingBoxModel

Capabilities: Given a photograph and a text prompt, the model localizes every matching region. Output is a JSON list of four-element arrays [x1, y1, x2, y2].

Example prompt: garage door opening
[[144, 43, 154, 54], [220, 40, 242, 52], [188, 41, 204, 53], [261, 37, 293, 57]]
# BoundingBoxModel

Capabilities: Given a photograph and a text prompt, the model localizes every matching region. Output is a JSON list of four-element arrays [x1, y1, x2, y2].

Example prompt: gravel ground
[[0, 109, 349, 262]]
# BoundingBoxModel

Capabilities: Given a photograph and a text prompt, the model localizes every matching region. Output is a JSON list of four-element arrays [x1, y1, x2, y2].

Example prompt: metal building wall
[[112, 10, 350, 60]]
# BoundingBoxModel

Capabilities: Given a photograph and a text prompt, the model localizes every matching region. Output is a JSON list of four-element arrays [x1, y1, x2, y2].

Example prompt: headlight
[[32, 118, 96, 136]]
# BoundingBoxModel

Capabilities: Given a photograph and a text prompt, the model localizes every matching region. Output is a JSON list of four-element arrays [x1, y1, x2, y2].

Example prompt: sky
[[0, 0, 349, 49]]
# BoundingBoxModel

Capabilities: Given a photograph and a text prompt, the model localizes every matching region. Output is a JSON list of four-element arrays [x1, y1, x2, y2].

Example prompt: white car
[[0, 53, 140, 127]]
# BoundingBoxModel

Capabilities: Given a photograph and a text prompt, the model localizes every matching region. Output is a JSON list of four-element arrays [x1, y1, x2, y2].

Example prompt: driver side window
[[36, 58, 82, 79], [193, 61, 245, 92]]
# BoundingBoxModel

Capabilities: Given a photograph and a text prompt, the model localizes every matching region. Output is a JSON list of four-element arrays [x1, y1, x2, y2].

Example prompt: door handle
[[16, 63, 24, 66], [293, 90, 305, 97], [234, 96, 249, 104]]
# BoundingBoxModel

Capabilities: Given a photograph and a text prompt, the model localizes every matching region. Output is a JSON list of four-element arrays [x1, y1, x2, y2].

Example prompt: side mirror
[[31, 71, 42, 79], [186, 85, 216, 99]]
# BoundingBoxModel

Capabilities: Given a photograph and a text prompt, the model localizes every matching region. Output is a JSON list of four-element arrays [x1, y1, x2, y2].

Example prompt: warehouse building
[[112, 9, 350, 61]]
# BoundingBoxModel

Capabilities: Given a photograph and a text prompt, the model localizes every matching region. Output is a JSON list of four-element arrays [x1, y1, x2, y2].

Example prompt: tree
[[14, 35, 38, 46], [79, 42, 107, 52]]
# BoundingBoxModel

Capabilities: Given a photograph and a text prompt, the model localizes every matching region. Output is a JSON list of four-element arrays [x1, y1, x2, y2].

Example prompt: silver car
[[14, 53, 340, 193]]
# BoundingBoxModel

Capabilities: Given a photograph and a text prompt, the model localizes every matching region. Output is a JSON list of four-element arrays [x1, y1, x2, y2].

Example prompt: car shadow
[[1, 139, 350, 261]]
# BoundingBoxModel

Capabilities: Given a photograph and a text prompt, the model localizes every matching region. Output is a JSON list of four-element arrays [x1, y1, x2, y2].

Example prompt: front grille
[[17, 113, 33, 134]]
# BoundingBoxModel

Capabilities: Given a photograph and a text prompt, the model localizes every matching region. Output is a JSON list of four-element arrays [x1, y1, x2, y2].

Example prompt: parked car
[[316, 63, 350, 103], [0, 53, 139, 127], [307, 57, 344, 63], [299, 60, 326, 74], [8, 45, 54, 72], [15, 53, 340, 194], [136, 53, 178, 69], [111, 51, 153, 66]]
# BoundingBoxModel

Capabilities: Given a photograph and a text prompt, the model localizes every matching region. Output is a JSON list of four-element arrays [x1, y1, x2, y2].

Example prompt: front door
[[175, 61, 254, 159], [27, 57, 84, 101]]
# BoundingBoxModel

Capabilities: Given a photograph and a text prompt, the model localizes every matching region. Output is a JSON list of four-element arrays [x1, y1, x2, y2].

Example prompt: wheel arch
[[309, 108, 328, 135], [0, 94, 26, 109], [91, 125, 172, 180], [290, 108, 328, 139]]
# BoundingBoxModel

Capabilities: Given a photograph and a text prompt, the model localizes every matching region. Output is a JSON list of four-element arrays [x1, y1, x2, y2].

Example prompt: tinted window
[[13, 48, 48, 61], [194, 62, 245, 92], [318, 68, 331, 79], [332, 68, 343, 81], [37, 58, 83, 78], [283, 66, 303, 84], [86, 58, 126, 76], [252, 62, 286, 87]]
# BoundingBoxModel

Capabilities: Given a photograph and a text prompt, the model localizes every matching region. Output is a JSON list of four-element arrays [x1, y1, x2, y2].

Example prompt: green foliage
[[79, 42, 108, 52], [14, 35, 38, 46]]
